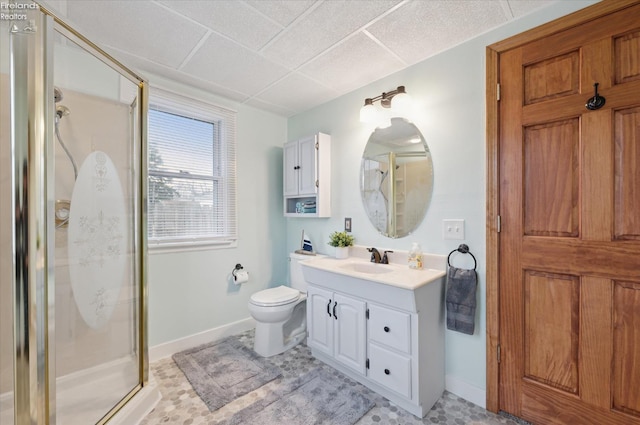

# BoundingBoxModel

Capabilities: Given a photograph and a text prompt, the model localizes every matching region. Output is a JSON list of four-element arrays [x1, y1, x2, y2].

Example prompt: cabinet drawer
[[368, 343, 411, 398], [368, 304, 411, 354]]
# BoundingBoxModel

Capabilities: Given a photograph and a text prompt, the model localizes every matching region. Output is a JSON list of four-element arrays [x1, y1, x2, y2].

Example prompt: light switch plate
[[443, 219, 465, 240]]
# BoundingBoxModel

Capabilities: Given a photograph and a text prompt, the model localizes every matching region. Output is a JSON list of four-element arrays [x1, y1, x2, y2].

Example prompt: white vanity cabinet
[[307, 286, 367, 374], [304, 271, 445, 418], [283, 133, 330, 217]]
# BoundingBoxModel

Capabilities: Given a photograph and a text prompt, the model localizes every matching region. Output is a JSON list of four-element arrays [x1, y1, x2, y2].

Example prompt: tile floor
[[141, 330, 524, 425]]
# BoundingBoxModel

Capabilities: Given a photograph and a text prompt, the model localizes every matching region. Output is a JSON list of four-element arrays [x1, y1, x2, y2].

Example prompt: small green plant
[[328, 231, 354, 247]]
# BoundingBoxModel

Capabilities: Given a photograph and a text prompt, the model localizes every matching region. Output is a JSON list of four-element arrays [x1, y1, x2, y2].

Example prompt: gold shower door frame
[[9, 3, 149, 424]]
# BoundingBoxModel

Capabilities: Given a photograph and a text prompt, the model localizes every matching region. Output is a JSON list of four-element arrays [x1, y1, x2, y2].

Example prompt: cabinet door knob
[[326, 299, 332, 317], [384, 369, 390, 375], [384, 326, 390, 333]]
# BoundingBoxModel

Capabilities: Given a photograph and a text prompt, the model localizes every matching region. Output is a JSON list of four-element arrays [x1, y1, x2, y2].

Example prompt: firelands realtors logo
[[1, 1, 39, 21]]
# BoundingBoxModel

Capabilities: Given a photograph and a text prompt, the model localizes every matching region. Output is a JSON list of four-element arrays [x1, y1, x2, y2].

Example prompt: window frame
[[147, 88, 237, 252]]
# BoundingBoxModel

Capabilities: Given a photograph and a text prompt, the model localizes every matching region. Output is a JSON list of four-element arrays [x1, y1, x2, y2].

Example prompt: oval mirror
[[360, 117, 433, 238]]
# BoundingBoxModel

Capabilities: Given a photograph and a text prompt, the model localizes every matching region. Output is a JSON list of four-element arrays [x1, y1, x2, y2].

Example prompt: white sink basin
[[301, 257, 445, 290], [339, 262, 393, 274]]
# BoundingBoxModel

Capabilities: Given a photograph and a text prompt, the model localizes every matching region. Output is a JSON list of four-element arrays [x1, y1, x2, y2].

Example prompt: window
[[147, 89, 236, 248]]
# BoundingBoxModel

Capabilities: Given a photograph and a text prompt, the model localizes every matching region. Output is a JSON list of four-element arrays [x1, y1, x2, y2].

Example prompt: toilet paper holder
[[232, 263, 245, 282]]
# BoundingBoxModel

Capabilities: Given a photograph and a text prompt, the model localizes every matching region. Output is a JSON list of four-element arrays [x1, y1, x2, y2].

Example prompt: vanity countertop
[[300, 256, 445, 290]]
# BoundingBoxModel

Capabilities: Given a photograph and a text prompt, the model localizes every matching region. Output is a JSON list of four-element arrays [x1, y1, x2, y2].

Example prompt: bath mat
[[172, 337, 282, 411], [219, 367, 375, 425]]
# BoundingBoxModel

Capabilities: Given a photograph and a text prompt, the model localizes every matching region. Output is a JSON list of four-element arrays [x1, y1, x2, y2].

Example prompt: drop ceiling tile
[[262, 0, 401, 69], [181, 33, 290, 96], [245, 0, 316, 27], [367, 0, 508, 65], [66, 1, 208, 69], [243, 97, 296, 117], [299, 33, 405, 94], [158, 0, 283, 51], [254, 72, 340, 114], [507, 0, 554, 17], [108, 47, 251, 103]]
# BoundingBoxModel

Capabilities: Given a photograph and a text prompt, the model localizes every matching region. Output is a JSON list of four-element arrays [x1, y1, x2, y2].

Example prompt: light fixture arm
[[364, 86, 407, 108]]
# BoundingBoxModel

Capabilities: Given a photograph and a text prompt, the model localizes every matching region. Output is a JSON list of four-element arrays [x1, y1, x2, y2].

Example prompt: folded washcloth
[[445, 266, 477, 335], [302, 207, 316, 213], [302, 201, 316, 207]]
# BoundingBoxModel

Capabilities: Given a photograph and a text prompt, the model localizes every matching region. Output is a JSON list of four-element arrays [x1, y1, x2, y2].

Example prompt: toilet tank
[[289, 252, 314, 292]]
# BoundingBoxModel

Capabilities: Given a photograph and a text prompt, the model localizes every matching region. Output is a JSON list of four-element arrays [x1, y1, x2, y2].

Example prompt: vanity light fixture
[[359, 86, 412, 123]]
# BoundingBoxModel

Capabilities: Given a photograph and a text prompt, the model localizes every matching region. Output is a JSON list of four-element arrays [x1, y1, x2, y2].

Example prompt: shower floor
[[0, 356, 140, 425]]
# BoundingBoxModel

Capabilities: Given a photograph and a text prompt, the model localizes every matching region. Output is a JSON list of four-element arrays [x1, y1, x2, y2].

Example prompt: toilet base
[[253, 321, 306, 357]]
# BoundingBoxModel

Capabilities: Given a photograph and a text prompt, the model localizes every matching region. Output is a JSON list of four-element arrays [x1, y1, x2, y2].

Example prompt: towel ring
[[447, 244, 477, 270]]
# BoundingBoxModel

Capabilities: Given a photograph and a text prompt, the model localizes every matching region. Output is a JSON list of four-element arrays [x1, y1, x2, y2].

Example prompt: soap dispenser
[[408, 242, 423, 269]]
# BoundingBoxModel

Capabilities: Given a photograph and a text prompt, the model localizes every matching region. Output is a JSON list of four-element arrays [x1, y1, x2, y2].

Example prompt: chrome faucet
[[368, 247, 381, 263]]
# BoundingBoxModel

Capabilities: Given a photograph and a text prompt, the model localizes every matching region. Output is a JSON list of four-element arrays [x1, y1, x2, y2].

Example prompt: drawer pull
[[333, 301, 338, 320], [384, 326, 390, 333], [327, 299, 332, 317], [384, 369, 390, 375]]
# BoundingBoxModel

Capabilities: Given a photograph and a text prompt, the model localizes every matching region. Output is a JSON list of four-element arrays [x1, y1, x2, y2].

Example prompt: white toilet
[[248, 252, 313, 357]]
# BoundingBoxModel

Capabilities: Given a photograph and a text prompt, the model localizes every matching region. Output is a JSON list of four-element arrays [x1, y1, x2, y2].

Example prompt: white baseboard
[[149, 317, 256, 362], [445, 375, 486, 409]]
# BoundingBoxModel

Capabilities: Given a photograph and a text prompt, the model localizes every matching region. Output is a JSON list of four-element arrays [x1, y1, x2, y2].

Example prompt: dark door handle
[[384, 369, 390, 375], [327, 299, 332, 317], [384, 326, 390, 333], [333, 301, 338, 320]]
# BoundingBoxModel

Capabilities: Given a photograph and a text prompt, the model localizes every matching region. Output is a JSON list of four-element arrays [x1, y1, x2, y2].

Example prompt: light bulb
[[391, 91, 412, 115], [359, 102, 377, 123]]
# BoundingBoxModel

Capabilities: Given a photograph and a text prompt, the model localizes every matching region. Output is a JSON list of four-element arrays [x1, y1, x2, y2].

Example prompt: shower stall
[[1, 2, 156, 424]]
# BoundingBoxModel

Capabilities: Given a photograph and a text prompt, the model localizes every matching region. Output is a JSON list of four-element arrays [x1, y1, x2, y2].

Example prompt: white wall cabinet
[[283, 133, 330, 217], [305, 276, 444, 418], [307, 286, 366, 374]]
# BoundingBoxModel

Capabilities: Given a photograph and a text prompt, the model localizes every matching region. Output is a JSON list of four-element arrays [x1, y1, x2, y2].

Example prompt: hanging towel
[[445, 266, 477, 335]]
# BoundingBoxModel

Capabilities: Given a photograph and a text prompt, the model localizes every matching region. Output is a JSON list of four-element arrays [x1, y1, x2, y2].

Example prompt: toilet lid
[[250, 285, 300, 307]]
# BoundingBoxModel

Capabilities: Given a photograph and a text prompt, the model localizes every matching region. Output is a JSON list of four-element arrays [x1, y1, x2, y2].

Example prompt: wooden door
[[498, 3, 640, 424], [333, 293, 367, 374], [306, 286, 334, 357]]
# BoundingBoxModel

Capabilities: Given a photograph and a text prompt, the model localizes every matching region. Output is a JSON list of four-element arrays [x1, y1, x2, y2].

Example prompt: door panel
[[523, 119, 579, 237], [612, 281, 640, 416], [614, 106, 640, 240], [333, 293, 366, 374], [524, 271, 579, 394], [498, 3, 640, 424], [307, 286, 333, 357]]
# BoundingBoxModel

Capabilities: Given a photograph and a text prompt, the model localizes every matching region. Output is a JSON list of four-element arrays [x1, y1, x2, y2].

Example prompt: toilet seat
[[250, 285, 301, 307]]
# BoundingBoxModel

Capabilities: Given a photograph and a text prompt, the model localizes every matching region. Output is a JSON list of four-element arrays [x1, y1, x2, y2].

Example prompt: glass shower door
[[3, 2, 149, 424], [52, 22, 144, 425]]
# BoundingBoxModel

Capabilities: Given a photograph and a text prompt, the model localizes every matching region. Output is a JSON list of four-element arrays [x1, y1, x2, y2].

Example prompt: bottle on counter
[[408, 242, 423, 269]]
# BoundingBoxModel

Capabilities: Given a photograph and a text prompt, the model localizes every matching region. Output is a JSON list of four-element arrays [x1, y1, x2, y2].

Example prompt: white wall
[[286, 0, 597, 404], [147, 75, 288, 348]]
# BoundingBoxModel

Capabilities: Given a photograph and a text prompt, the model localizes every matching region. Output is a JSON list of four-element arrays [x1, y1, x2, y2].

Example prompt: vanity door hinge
[[366, 359, 370, 369], [315, 141, 319, 149], [366, 309, 369, 319], [315, 180, 319, 188], [496, 215, 501, 233], [497, 83, 501, 101], [497, 344, 501, 364]]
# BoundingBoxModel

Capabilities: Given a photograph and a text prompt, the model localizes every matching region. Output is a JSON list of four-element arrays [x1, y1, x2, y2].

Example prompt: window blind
[[148, 89, 236, 247]]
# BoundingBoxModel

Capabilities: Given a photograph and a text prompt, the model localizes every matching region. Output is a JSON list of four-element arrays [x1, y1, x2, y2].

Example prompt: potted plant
[[328, 231, 354, 259]]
